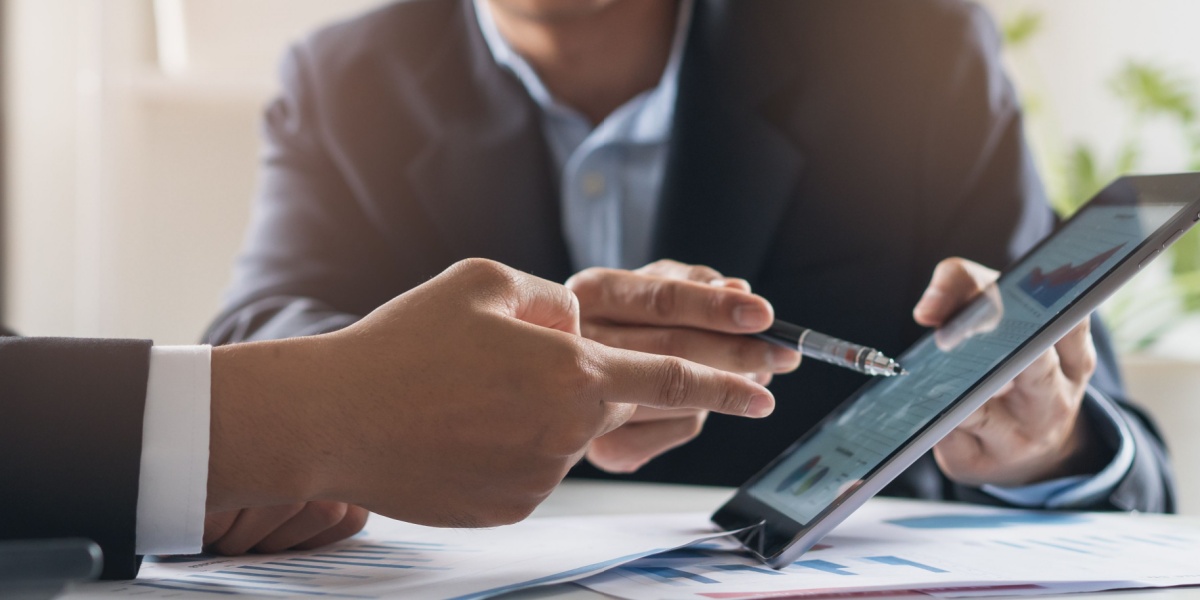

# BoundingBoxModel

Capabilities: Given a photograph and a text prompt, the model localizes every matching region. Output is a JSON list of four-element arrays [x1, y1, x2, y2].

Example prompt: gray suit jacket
[[207, 0, 1174, 511]]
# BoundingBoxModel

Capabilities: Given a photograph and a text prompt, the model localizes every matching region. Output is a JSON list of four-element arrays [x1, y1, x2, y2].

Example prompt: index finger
[[572, 270, 775, 333], [588, 343, 775, 418]]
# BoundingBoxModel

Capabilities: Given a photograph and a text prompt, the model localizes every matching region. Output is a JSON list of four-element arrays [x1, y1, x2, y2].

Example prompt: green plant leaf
[[1003, 10, 1044, 49], [1059, 144, 1105, 215], [1111, 62, 1197, 124], [1170, 229, 1200, 312], [1115, 143, 1140, 176]]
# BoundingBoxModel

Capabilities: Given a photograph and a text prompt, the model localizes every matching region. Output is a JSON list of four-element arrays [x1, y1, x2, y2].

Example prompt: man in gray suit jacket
[[207, 0, 1174, 513]]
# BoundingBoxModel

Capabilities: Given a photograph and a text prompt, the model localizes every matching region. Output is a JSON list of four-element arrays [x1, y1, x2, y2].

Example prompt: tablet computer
[[712, 173, 1200, 568]]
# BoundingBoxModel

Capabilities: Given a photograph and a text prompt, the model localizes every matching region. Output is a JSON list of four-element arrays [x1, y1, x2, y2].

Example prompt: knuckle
[[1079, 335, 1098, 375], [640, 259, 681, 276], [706, 287, 730, 321], [457, 258, 518, 292], [727, 277, 753, 292], [1081, 345, 1098, 375], [655, 357, 695, 409], [645, 280, 679, 320], [562, 344, 603, 396], [561, 285, 582, 320], [686, 264, 722, 282], [1042, 352, 1063, 383]]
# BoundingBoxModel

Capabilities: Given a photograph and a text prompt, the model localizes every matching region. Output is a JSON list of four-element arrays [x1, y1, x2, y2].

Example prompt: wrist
[[207, 338, 329, 512]]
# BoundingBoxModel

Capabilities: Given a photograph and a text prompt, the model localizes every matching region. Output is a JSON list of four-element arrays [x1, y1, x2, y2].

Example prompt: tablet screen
[[744, 199, 1182, 526]]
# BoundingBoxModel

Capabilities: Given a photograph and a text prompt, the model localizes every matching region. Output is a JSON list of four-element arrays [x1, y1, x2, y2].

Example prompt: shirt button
[[581, 172, 606, 198]]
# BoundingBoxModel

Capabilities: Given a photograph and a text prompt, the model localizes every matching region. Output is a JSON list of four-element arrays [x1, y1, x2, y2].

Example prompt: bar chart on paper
[[577, 498, 1200, 600], [128, 540, 460, 598], [66, 512, 733, 600]]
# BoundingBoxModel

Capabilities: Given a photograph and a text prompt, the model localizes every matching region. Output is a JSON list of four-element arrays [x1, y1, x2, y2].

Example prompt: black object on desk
[[0, 538, 102, 600]]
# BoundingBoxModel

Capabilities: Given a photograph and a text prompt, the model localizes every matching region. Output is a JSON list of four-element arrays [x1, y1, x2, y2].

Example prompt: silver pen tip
[[864, 351, 907, 377]]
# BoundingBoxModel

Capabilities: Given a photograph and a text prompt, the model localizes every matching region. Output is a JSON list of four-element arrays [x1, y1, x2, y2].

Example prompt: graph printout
[[578, 498, 1200, 600], [66, 513, 734, 600], [747, 204, 1176, 526]]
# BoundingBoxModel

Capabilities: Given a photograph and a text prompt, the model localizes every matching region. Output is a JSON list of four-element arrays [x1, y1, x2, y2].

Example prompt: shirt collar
[[473, 0, 693, 143]]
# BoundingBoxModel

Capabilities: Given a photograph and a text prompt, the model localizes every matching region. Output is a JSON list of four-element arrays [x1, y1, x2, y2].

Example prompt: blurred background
[[2, 0, 1199, 509]]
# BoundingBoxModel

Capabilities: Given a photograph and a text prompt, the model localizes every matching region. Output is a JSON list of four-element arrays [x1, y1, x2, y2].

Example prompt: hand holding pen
[[751, 319, 906, 377], [565, 259, 899, 384]]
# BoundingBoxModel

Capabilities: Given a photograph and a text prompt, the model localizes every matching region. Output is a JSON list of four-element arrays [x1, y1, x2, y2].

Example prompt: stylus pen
[[751, 319, 907, 377]]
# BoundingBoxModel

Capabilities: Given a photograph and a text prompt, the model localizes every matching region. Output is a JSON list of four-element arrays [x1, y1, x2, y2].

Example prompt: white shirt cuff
[[135, 345, 211, 555]]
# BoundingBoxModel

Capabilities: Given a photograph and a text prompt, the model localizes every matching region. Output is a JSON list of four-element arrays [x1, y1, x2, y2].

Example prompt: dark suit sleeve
[[904, 4, 1174, 513], [203, 43, 402, 345], [0, 335, 153, 579]]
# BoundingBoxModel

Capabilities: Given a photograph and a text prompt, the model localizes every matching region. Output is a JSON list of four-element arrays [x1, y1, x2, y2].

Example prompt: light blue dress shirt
[[472, 0, 1133, 507], [473, 0, 693, 271]]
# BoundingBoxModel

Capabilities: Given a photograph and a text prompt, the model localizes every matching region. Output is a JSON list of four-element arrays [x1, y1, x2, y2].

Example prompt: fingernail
[[708, 278, 726, 287], [748, 394, 774, 418], [734, 303, 770, 329], [770, 347, 801, 371]]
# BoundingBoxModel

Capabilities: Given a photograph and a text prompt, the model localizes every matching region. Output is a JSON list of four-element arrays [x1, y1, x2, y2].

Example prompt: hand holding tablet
[[713, 173, 1200, 568], [917, 259, 1104, 488]]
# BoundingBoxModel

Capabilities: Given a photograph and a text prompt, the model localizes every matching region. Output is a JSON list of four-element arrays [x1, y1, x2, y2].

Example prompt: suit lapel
[[405, 0, 572, 282], [654, 0, 805, 282]]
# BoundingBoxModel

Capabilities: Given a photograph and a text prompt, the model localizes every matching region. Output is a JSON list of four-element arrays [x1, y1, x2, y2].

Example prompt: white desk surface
[[498, 480, 1200, 600]]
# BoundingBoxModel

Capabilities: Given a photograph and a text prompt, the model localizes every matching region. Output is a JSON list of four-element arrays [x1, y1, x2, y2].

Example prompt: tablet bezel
[[713, 173, 1200, 568]]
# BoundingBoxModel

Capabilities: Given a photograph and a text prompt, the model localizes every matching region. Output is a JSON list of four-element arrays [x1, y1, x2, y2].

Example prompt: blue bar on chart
[[628, 566, 721, 585], [711, 564, 784, 576], [864, 555, 948, 573], [792, 559, 856, 576]]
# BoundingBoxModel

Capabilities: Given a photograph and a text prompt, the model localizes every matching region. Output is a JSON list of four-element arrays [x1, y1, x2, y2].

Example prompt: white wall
[[4, 0, 86, 336], [3, 0, 386, 343], [979, 0, 1200, 176]]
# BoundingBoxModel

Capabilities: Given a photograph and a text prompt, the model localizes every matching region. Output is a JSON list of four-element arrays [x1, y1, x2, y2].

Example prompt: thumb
[[914, 258, 999, 327]]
